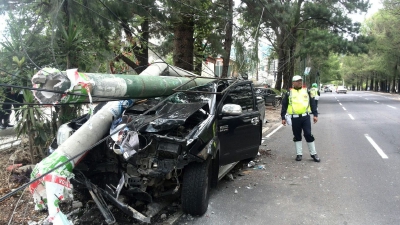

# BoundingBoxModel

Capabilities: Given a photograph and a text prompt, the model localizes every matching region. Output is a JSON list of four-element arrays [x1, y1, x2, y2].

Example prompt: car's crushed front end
[[33, 83, 219, 224]]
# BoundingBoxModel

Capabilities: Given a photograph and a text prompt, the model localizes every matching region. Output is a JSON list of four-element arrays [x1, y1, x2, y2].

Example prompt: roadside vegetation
[[0, 0, 398, 161]]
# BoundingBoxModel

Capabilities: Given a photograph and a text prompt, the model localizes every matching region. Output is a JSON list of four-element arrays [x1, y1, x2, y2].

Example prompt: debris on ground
[[247, 161, 256, 168]]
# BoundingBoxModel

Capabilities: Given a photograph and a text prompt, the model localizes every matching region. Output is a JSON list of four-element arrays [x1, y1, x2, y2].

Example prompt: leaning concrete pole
[[30, 100, 135, 224], [32, 62, 213, 104]]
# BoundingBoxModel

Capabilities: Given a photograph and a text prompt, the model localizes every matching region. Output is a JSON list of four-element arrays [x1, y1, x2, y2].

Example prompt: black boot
[[311, 154, 321, 162], [296, 155, 302, 161]]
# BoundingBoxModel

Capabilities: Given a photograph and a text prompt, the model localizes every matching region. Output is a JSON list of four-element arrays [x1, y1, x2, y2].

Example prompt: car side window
[[224, 84, 254, 112]]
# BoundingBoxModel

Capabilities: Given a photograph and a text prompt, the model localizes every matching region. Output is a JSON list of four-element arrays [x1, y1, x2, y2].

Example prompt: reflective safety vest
[[310, 87, 318, 98], [287, 88, 310, 115]]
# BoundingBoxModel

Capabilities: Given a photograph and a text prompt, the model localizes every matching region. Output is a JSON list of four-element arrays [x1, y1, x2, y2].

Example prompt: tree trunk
[[285, 0, 303, 88], [221, 0, 233, 78], [134, 19, 150, 74], [27, 121, 35, 164], [287, 43, 296, 88], [275, 47, 286, 90], [391, 75, 396, 93], [173, 15, 194, 71], [370, 73, 374, 91]]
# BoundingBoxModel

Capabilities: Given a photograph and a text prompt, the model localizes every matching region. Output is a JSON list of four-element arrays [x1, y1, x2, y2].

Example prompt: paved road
[[176, 91, 400, 225]]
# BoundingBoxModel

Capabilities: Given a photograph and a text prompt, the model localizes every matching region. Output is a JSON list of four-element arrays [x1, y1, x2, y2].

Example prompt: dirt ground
[[264, 105, 282, 124], [0, 105, 283, 225], [0, 138, 48, 225]]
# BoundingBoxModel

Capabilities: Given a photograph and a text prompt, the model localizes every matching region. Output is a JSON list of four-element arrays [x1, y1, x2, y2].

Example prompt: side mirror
[[221, 104, 242, 116]]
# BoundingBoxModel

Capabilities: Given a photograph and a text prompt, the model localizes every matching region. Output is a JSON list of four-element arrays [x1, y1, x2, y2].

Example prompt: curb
[[0, 127, 16, 137]]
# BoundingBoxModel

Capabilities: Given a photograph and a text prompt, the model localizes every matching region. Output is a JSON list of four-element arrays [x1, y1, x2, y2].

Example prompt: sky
[[0, 16, 5, 41], [349, 0, 383, 22]]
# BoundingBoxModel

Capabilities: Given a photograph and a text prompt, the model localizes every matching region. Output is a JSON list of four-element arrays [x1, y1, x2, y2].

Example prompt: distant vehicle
[[324, 87, 332, 93], [337, 86, 347, 94]]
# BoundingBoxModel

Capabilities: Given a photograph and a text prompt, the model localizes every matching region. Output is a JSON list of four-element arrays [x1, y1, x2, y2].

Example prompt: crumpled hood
[[139, 102, 207, 133]]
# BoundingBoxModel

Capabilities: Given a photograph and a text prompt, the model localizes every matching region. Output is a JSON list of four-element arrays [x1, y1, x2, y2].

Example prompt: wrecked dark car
[[254, 87, 282, 107], [50, 79, 265, 223]]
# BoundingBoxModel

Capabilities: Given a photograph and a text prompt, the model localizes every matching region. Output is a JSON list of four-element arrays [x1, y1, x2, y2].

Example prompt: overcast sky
[[350, 0, 383, 22]]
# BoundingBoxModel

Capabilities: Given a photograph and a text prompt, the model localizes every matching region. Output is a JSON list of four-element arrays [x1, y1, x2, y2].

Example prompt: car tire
[[181, 158, 211, 215]]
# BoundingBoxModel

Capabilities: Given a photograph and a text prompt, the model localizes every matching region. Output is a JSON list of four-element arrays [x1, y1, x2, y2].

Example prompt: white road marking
[[374, 101, 379, 103], [342, 107, 346, 110], [364, 134, 388, 159], [339, 103, 342, 105], [265, 124, 284, 139], [365, 98, 369, 100], [387, 105, 396, 109], [348, 114, 354, 120]]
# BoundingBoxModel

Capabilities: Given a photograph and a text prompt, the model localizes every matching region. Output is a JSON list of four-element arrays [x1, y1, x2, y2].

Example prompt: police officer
[[310, 83, 320, 109], [281, 75, 320, 162]]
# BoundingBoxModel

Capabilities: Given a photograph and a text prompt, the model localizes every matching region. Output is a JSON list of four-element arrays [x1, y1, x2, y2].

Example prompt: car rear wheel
[[181, 158, 211, 215]]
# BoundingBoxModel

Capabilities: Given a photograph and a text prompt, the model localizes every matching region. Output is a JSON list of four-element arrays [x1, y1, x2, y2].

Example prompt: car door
[[218, 82, 261, 165]]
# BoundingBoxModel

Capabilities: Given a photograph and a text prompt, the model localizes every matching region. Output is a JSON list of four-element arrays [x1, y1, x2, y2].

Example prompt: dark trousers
[[291, 115, 315, 142]]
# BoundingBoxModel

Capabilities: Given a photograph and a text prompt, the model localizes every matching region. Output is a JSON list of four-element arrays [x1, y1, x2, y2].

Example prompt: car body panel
[[218, 82, 261, 165], [218, 111, 261, 165]]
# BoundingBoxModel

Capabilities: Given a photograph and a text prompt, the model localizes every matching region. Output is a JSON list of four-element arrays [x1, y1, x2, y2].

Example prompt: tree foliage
[[239, 0, 371, 90], [339, 2, 400, 92]]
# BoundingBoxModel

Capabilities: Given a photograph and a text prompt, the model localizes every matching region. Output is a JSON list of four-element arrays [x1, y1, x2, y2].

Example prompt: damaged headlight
[[157, 142, 181, 158], [110, 124, 140, 160]]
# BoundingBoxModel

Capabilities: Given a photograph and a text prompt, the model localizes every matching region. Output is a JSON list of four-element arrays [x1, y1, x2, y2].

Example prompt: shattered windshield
[[168, 83, 215, 104]]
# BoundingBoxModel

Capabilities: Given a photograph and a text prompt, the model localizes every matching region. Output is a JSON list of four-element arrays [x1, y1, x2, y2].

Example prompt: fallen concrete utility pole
[[32, 61, 214, 104]]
